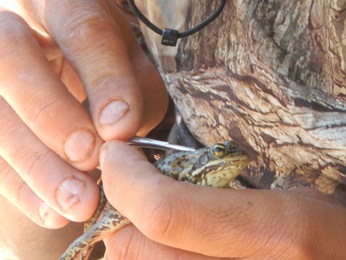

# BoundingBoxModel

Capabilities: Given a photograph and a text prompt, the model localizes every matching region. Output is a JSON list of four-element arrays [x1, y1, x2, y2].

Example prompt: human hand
[[100, 141, 346, 259], [0, 0, 167, 228]]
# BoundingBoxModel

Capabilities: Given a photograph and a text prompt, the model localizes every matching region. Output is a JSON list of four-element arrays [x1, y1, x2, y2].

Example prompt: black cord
[[127, 0, 226, 46]]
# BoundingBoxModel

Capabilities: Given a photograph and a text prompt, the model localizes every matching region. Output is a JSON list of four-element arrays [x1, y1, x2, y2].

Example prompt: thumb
[[100, 141, 310, 258]]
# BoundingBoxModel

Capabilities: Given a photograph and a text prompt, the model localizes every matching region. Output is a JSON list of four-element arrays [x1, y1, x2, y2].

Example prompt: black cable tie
[[127, 0, 226, 47], [161, 28, 179, 46]]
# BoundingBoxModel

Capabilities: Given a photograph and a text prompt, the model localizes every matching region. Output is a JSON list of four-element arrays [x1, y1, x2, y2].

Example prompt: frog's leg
[[60, 202, 130, 260], [59, 183, 131, 260], [84, 183, 108, 232]]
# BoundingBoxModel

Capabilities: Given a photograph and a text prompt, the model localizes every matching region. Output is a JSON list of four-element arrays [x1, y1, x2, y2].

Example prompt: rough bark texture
[[133, 0, 346, 202]]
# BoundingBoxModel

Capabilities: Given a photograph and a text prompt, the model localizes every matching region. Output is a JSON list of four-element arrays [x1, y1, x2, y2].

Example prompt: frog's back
[[155, 148, 209, 181]]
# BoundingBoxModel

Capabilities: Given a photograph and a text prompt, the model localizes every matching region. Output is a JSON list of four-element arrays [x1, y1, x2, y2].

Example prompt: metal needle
[[127, 136, 196, 152]]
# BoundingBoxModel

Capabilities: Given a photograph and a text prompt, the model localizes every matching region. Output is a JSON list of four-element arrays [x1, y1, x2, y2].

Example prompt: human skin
[[100, 141, 346, 259], [0, 0, 167, 230], [1, 1, 345, 259]]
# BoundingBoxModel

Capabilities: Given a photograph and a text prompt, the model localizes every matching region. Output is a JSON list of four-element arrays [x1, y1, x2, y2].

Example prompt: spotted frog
[[60, 141, 250, 259]]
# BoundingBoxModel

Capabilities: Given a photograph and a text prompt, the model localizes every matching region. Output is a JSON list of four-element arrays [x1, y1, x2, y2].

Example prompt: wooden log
[[125, 0, 346, 201]]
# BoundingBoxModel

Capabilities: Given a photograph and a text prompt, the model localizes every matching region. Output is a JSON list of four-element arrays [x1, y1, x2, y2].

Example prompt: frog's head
[[192, 141, 250, 188]]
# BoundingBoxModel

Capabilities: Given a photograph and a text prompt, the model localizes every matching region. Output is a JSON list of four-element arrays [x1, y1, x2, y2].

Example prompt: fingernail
[[99, 99, 129, 126], [64, 129, 95, 162], [56, 178, 85, 212], [99, 146, 108, 169], [39, 201, 63, 228], [39, 201, 51, 224]]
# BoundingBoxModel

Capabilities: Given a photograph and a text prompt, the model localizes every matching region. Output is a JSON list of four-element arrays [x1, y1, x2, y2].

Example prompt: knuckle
[[14, 178, 29, 207], [0, 12, 31, 60], [24, 95, 60, 127], [0, 157, 36, 219], [19, 148, 52, 179], [107, 227, 141, 260], [60, 9, 114, 52], [0, 158, 16, 195], [0, 99, 18, 140], [267, 199, 313, 258], [140, 193, 179, 242]]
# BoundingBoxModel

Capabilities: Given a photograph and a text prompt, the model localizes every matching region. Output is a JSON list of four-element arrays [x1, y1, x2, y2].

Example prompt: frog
[[60, 141, 250, 260]]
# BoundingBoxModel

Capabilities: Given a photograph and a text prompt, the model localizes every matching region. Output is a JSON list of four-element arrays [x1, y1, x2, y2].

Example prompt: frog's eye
[[224, 140, 238, 150], [211, 143, 227, 158]]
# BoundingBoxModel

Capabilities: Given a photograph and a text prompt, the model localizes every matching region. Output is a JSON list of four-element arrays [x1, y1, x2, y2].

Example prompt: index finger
[[40, 0, 166, 140], [0, 11, 102, 170]]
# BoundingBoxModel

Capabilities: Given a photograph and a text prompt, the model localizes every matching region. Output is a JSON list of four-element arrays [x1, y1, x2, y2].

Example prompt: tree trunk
[[131, 0, 346, 201]]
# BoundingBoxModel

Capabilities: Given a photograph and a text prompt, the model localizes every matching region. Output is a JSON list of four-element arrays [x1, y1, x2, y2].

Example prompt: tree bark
[[133, 0, 346, 201]]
